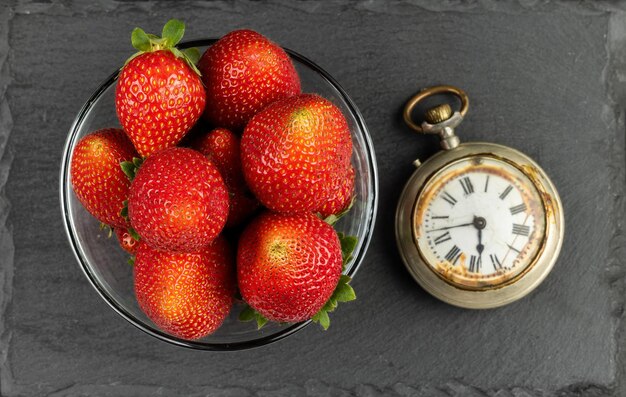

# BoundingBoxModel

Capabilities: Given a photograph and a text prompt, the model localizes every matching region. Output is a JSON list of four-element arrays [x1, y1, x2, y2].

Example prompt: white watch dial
[[413, 155, 546, 289]]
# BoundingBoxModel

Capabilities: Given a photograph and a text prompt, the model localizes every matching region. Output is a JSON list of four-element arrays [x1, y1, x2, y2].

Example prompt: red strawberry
[[70, 128, 137, 228], [115, 228, 138, 254], [192, 128, 243, 185], [198, 29, 301, 130], [226, 185, 261, 228], [134, 237, 235, 340], [115, 19, 206, 157], [192, 128, 260, 227], [315, 166, 355, 218], [128, 147, 229, 253], [237, 211, 342, 323], [241, 94, 352, 213]]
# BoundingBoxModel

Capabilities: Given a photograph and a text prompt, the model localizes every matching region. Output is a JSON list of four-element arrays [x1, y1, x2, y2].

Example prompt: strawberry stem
[[124, 19, 201, 76]]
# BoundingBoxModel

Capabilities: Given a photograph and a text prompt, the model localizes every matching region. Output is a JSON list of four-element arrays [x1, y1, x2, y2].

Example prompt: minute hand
[[426, 222, 474, 233]]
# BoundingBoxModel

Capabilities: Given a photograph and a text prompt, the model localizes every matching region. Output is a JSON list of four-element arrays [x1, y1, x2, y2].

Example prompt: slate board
[[1, 1, 625, 396]]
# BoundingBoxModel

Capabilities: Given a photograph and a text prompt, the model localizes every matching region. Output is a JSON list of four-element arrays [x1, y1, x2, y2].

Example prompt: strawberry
[[315, 166, 355, 219], [192, 127, 242, 186], [226, 185, 261, 228], [115, 19, 205, 157], [237, 211, 342, 323], [128, 147, 229, 253], [134, 237, 235, 340], [115, 228, 138, 254], [241, 94, 352, 213], [70, 128, 138, 228], [198, 29, 301, 130], [192, 128, 260, 227]]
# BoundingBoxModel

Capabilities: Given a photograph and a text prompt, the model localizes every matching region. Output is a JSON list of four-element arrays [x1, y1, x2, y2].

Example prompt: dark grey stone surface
[[1, 0, 625, 396]]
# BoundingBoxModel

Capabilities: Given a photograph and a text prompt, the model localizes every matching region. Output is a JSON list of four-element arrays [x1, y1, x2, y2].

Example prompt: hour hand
[[476, 228, 484, 254]]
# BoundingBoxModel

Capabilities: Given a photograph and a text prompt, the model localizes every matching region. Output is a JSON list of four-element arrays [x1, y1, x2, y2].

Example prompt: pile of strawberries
[[70, 20, 358, 340]]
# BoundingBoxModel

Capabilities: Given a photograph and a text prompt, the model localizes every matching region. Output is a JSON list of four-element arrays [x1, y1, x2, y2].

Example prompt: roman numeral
[[490, 254, 503, 270], [441, 191, 457, 206], [432, 215, 449, 220], [469, 255, 481, 272], [434, 231, 452, 245], [512, 224, 530, 236], [460, 177, 474, 195], [499, 185, 513, 200], [510, 203, 527, 215], [484, 175, 490, 192], [444, 245, 462, 265]]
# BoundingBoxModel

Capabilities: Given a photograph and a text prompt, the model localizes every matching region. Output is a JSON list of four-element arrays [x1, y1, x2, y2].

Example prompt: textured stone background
[[1, 0, 626, 396]]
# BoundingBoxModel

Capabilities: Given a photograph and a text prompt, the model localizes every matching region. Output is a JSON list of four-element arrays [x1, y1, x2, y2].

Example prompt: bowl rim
[[59, 38, 379, 351]]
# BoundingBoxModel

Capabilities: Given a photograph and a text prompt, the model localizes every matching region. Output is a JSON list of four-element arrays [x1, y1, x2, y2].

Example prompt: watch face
[[413, 155, 547, 289]]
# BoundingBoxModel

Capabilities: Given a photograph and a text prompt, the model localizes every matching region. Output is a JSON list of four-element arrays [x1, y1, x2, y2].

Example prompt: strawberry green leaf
[[127, 256, 135, 266], [131, 27, 151, 52], [127, 226, 141, 242], [323, 214, 340, 226], [125, 20, 184, 64], [334, 276, 356, 302], [256, 314, 269, 329], [121, 157, 142, 181], [238, 304, 270, 329], [122, 52, 144, 67], [238, 305, 256, 322], [124, 19, 201, 76], [311, 275, 356, 330], [120, 161, 136, 181], [99, 223, 113, 237], [170, 47, 185, 59], [312, 310, 330, 330], [321, 296, 337, 313], [161, 19, 185, 47], [338, 233, 358, 269], [183, 47, 201, 65], [171, 47, 202, 76], [120, 200, 129, 219], [318, 311, 330, 330], [339, 234, 358, 260], [323, 197, 355, 226]]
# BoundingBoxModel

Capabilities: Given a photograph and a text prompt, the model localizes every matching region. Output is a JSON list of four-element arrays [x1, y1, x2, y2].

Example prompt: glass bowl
[[59, 39, 378, 350]]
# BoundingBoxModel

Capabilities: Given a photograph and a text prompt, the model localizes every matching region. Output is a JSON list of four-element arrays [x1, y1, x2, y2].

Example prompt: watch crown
[[425, 104, 453, 124]]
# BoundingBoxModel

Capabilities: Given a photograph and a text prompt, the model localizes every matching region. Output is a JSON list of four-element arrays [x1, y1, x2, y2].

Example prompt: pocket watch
[[395, 85, 564, 309]]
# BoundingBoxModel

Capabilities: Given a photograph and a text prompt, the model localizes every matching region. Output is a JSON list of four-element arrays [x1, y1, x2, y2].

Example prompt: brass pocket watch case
[[395, 86, 564, 309]]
